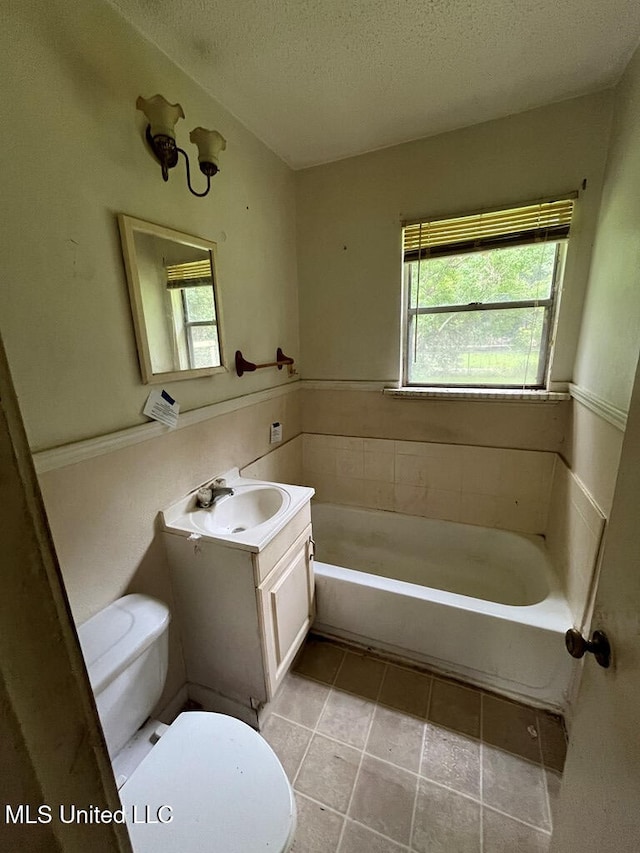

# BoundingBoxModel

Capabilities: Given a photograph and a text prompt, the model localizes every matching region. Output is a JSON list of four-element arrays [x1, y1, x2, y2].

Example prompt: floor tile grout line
[[482, 803, 553, 836], [295, 791, 412, 852], [275, 708, 533, 813], [409, 677, 431, 852], [288, 639, 561, 846], [335, 661, 388, 853], [290, 654, 345, 789], [295, 785, 552, 843], [342, 816, 412, 852], [282, 688, 554, 845], [272, 708, 546, 792]]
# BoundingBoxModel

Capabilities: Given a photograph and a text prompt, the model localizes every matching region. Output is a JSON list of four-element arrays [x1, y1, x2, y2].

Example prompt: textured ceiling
[[110, 0, 640, 168]]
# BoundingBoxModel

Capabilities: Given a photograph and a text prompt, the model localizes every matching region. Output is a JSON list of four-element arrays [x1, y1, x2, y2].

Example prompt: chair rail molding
[[569, 383, 628, 431]]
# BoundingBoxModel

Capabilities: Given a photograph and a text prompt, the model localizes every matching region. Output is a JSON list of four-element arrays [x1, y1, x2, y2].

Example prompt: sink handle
[[196, 487, 213, 508]]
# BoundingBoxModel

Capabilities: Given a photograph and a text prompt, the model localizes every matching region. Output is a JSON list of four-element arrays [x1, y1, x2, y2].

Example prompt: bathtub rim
[[314, 558, 571, 632], [311, 501, 570, 625]]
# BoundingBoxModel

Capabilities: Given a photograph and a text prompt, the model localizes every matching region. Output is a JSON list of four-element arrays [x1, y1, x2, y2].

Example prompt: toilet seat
[[119, 711, 296, 853]]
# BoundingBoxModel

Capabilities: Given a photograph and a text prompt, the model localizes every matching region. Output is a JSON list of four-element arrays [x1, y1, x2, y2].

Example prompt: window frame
[[401, 202, 572, 391], [179, 288, 219, 370]]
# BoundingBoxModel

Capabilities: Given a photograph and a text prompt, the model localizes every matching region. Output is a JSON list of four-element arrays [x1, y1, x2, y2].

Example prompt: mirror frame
[[118, 214, 226, 384]]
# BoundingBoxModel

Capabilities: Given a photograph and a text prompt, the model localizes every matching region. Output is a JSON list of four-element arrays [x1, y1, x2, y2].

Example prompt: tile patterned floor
[[262, 636, 566, 853]]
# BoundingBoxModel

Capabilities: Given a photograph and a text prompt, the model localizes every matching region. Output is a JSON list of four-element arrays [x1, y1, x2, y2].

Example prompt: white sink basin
[[161, 470, 314, 552], [190, 486, 289, 536]]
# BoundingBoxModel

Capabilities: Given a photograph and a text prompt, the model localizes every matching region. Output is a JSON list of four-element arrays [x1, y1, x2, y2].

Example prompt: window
[[166, 259, 220, 371], [402, 199, 574, 388]]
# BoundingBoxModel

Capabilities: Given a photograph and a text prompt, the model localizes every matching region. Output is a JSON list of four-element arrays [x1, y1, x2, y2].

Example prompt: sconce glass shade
[[189, 127, 227, 173], [136, 95, 185, 139]]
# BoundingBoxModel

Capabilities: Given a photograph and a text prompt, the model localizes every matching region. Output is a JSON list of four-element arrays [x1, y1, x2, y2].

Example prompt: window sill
[[383, 387, 571, 402]]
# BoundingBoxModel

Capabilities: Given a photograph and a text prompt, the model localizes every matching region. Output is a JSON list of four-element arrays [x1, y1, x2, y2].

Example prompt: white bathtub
[[311, 503, 575, 711]]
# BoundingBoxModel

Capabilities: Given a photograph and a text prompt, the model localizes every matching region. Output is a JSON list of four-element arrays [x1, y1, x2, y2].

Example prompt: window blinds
[[165, 259, 213, 288], [403, 198, 575, 261]]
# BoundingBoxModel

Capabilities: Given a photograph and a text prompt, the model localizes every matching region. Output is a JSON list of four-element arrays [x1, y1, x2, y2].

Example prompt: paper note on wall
[[143, 389, 180, 428]]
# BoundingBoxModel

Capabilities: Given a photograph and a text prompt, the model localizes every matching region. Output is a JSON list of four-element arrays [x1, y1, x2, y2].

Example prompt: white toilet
[[78, 593, 296, 852]]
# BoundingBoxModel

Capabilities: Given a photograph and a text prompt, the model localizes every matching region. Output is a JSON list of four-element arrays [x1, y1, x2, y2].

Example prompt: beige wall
[[296, 94, 612, 383], [37, 388, 301, 706], [2, 0, 638, 757], [0, 340, 131, 853], [546, 457, 606, 626], [0, 0, 298, 452], [301, 387, 569, 451], [565, 401, 624, 516], [0, 0, 303, 707], [563, 44, 640, 519], [573, 48, 640, 415], [550, 41, 640, 646]]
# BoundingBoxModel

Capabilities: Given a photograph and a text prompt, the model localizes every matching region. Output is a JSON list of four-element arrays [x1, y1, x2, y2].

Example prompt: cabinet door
[[259, 526, 314, 699]]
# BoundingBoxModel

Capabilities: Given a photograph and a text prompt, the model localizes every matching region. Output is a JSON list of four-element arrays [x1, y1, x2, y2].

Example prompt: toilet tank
[[78, 594, 171, 758]]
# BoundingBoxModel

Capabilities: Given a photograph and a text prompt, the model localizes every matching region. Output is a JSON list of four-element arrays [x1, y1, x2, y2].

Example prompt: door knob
[[565, 628, 611, 668]]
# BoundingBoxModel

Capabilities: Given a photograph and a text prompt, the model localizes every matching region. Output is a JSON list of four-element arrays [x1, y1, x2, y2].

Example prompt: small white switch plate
[[270, 422, 282, 444]]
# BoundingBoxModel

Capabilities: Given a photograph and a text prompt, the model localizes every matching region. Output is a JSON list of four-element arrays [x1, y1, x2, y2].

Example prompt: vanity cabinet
[[258, 525, 315, 697], [162, 500, 314, 727]]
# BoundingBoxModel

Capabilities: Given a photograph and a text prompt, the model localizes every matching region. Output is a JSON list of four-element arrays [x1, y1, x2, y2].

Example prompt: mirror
[[118, 214, 225, 384]]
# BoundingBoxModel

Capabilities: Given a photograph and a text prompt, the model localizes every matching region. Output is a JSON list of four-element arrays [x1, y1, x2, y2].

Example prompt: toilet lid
[[120, 712, 295, 853]]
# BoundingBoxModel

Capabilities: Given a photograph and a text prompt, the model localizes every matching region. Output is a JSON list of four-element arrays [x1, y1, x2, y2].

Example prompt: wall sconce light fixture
[[136, 94, 226, 198]]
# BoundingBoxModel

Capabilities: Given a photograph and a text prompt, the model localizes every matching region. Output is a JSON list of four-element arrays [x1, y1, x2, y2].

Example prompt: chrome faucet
[[195, 484, 234, 508]]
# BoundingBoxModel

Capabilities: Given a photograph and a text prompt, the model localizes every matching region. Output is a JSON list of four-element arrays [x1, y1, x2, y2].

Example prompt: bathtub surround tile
[[537, 712, 567, 772], [261, 714, 313, 781], [304, 472, 337, 503], [429, 678, 482, 738], [393, 453, 424, 486], [482, 694, 541, 763], [459, 492, 500, 527], [378, 665, 431, 718], [336, 448, 365, 479], [333, 651, 386, 700], [295, 734, 361, 813], [317, 690, 376, 749], [362, 450, 394, 482], [358, 479, 395, 511], [412, 778, 481, 853], [426, 488, 461, 522], [460, 445, 506, 495], [393, 483, 430, 516], [295, 637, 345, 684], [366, 704, 425, 773], [292, 793, 345, 853], [271, 672, 331, 728], [302, 433, 560, 537], [348, 755, 417, 845], [420, 723, 481, 798], [362, 437, 394, 454], [394, 440, 460, 458], [331, 477, 368, 508], [304, 443, 337, 475], [482, 745, 550, 830], [338, 820, 407, 853], [482, 808, 551, 853], [494, 495, 545, 535]]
